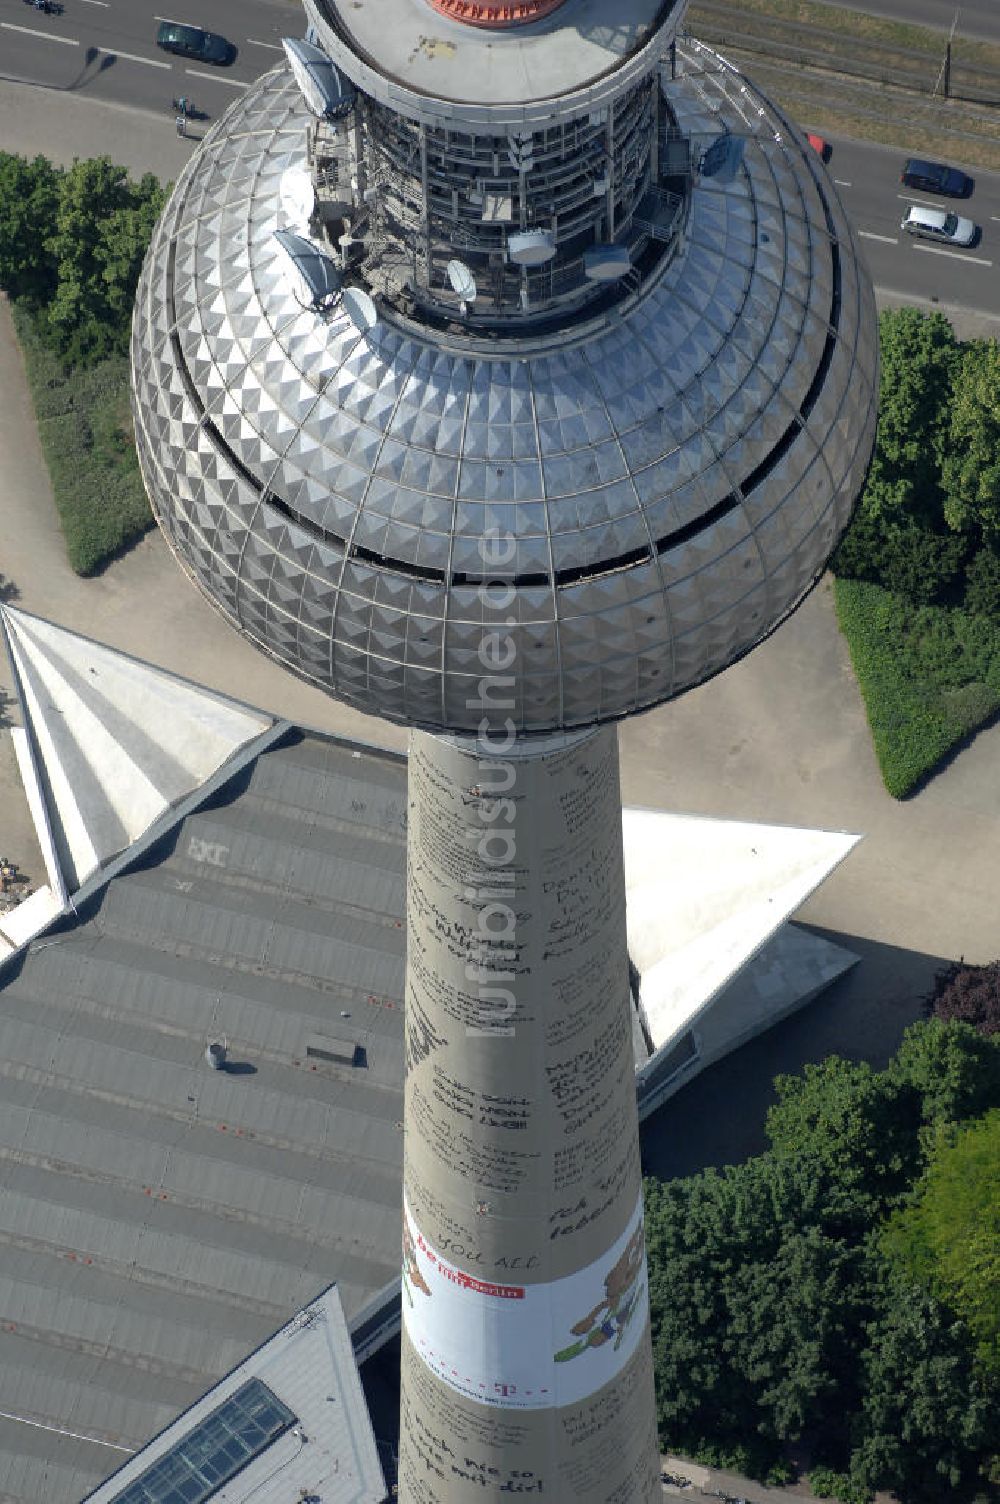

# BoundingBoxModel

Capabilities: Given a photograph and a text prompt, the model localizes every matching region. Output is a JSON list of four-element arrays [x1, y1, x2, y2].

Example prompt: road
[[812, 132, 1000, 325], [827, 0, 1000, 45], [0, 0, 288, 127], [1, 1, 999, 330]]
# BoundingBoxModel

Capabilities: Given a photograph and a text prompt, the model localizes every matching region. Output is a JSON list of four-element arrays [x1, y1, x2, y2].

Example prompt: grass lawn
[[12, 304, 153, 575], [834, 576, 1000, 798]]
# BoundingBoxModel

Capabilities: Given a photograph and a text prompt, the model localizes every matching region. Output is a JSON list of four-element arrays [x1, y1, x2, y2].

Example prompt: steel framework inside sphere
[[130, 6, 878, 736]]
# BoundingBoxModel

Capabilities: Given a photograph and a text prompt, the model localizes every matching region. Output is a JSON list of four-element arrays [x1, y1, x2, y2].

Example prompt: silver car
[[900, 205, 976, 247]]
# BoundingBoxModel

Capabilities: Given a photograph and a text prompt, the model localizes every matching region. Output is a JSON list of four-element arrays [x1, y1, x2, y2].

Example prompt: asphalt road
[[810, 132, 1000, 322], [0, 0, 289, 125], [828, 0, 1000, 45], [1, 0, 999, 329]]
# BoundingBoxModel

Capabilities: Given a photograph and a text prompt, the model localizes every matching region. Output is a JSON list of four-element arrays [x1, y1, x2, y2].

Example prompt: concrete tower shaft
[[400, 727, 659, 1500]]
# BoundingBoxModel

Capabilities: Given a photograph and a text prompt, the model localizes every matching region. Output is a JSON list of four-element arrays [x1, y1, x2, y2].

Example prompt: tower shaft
[[400, 726, 659, 1501]]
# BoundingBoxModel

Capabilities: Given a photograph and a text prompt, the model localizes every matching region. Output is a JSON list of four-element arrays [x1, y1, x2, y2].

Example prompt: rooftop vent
[[306, 1033, 364, 1068]]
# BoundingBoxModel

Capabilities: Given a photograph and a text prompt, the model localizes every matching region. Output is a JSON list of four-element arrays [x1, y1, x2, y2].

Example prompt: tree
[[645, 1157, 871, 1477], [0, 152, 61, 307], [941, 339, 1000, 540], [862, 307, 958, 530], [850, 1274, 999, 1503], [644, 1025, 1000, 1492], [764, 1056, 922, 1230], [888, 1017, 1000, 1125], [882, 1110, 1000, 1375], [42, 158, 165, 365], [830, 508, 967, 605]]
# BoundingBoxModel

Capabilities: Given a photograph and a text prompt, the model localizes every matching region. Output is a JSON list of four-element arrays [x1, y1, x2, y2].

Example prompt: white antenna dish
[[507, 230, 556, 266], [447, 258, 478, 303], [583, 243, 631, 281], [279, 167, 315, 234], [342, 285, 378, 332]]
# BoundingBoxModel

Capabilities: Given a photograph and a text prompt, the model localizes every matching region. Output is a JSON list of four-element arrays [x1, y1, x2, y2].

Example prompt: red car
[[807, 133, 832, 163]]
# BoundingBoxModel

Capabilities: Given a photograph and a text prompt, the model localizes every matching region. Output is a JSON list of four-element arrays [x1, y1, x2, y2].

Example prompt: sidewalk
[[0, 75, 195, 178]]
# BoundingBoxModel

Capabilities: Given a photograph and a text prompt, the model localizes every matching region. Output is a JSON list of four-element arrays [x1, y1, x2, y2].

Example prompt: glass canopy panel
[[108, 1379, 296, 1504]]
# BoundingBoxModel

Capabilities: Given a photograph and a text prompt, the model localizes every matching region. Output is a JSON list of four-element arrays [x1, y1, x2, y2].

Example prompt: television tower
[[130, 1, 878, 1497]]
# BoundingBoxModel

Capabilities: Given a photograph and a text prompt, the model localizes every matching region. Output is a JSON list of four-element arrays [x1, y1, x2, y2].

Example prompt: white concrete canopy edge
[[0, 605, 276, 894], [621, 806, 862, 1053]]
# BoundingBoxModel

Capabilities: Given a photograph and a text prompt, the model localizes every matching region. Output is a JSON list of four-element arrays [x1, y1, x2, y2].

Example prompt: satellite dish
[[583, 243, 631, 281], [273, 229, 342, 307], [507, 230, 556, 266], [447, 258, 478, 303], [279, 166, 315, 233], [282, 37, 355, 120], [342, 285, 378, 332], [700, 133, 745, 183]]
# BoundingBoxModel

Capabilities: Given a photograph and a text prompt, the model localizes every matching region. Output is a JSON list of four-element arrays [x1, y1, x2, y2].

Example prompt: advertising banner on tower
[[402, 1193, 650, 1410]]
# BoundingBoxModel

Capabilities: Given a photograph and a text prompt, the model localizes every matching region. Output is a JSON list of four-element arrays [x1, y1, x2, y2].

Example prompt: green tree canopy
[[941, 339, 1000, 540], [862, 306, 958, 528], [851, 1275, 998, 1504], [0, 152, 61, 307], [644, 1021, 1000, 1496], [764, 1056, 922, 1228], [882, 1109, 1000, 1374], [888, 1016, 1000, 1125], [43, 158, 166, 365]]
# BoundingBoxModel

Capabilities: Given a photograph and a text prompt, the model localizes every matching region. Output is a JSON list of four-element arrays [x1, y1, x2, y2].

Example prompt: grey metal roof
[[82, 1288, 385, 1504], [0, 732, 406, 1503]]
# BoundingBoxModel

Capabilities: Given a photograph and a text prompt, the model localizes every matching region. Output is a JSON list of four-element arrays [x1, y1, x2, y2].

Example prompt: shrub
[[832, 508, 968, 605], [808, 1465, 873, 1503], [13, 302, 152, 574], [929, 961, 1000, 1038], [834, 577, 1000, 797]]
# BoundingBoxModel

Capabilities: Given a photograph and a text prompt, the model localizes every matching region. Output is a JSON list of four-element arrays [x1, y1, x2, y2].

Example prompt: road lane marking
[[247, 38, 282, 50], [185, 67, 248, 87], [79, 0, 109, 7], [858, 230, 898, 244], [991, 216, 1000, 223], [912, 244, 992, 266], [897, 193, 963, 209], [100, 47, 171, 68], [1, 21, 79, 44], [834, 179, 852, 187]]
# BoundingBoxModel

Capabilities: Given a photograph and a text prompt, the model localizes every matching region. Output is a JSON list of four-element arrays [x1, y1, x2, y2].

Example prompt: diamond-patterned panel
[[130, 45, 878, 736]]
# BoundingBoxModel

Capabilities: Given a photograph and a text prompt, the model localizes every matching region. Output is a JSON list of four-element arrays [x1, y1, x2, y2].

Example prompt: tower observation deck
[[132, 0, 876, 738], [130, 3, 877, 1500]]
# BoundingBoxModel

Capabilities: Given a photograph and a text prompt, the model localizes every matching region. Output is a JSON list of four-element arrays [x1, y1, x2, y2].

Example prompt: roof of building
[[0, 613, 858, 1501], [0, 723, 407, 1502], [82, 1286, 385, 1504], [0, 607, 276, 895]]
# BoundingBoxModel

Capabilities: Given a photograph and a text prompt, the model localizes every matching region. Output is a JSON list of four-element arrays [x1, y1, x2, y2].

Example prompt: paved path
[[1, 78, 999, 1184]]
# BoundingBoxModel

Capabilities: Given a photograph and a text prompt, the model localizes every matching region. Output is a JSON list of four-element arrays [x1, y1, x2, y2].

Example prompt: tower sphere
[[131, 0, 878, 736]]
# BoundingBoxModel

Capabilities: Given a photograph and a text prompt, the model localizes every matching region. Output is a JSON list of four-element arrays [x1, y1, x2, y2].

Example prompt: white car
[[900, 205, 976, 247]]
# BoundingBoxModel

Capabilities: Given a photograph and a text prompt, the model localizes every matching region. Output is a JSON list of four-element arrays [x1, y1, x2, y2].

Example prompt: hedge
[[13, 302, 153, 574], [834, 576, 1000, 797]]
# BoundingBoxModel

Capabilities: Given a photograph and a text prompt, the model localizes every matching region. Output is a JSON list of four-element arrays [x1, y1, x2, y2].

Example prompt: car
[[156, 21, 235, 65], [900, 157, 972, 198], [900, 205, 976, 247], [807, 133, 831, 163]]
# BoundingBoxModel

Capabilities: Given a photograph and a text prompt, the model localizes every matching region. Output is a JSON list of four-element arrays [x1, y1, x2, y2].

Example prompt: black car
[[900, 157, 972, 198], [156, 21, 235, 65]]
